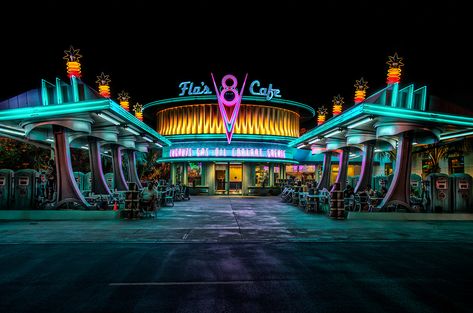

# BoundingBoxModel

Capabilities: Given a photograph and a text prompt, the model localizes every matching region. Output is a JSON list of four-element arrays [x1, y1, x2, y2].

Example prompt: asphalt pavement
[[1, 196, 472, 312]]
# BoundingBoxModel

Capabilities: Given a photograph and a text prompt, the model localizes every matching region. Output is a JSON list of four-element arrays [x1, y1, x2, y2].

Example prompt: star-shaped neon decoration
[[117, 91, 130, 102], [317, 106, 328, 116], [134, 102, 143, 121], [332, 94, 344, 106], [63, 45, 82, 62], [354, 77, 369, 104], [317, 106, 328, 125], [133, 102, 143, 113], [332, 94, 344, 116], [96, 72, 111, 85], [386, 52, 404, 69], [354, 77, 369, 91]]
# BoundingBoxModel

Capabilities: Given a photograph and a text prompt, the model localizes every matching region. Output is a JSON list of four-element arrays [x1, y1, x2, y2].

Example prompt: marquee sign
[[169, 147, 287, 159]]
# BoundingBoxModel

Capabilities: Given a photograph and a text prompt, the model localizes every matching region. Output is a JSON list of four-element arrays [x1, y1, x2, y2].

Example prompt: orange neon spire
[[354, 77, 368, 104], [317, 106, 328, 126], [134, 102, 143, 121], [332, 95, 344, 116], [96, 72, 111, 98], [63, 45, 82, 78], [386, 52, 404, 84], [117, 91, 130, 111]]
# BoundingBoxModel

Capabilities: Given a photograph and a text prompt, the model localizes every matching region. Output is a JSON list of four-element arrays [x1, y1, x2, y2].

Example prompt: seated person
[[365, 184, 376, 197], [343, 184, 355, 198], [140, 182, 159, 212], [377, 186, 388, 198]]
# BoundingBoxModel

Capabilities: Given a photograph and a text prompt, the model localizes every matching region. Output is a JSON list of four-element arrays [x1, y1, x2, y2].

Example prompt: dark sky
[[1, 0, 471, 120]]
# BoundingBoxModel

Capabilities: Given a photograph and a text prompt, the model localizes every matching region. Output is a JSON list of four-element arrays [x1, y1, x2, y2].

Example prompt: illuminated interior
[[156, 104, 300, 137]]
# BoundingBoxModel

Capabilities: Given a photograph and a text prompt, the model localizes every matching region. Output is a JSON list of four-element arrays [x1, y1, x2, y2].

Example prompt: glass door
[[215, 164, 227, 194], [229, 164, 242, 195]]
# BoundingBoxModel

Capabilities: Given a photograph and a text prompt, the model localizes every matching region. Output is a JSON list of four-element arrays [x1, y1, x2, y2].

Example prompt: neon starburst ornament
[[133, 102, 143, 121], [386, 52, 404, 84], [96, 72, 111, 98], [63, 45, 82, 78], [211, 73, 248, 144], [317, 106, 328, 126], [117, 91, 130, 111], [332, 95, 344, 116], [354, 77, 368, 104]]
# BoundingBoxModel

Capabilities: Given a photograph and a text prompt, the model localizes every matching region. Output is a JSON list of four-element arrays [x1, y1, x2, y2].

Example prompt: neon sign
[[169, 147, 286, 159], [177, 78, 282, 101], [178, 81, 213, 96], [249, 80, 281, 100], [386, 53, 404, 84], [211, 73, 248, 144], [63, 45, 82, 79]]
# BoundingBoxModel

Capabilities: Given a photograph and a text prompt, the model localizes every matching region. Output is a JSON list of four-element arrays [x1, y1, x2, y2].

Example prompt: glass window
[[449, 156, 464, 174], [285, 164, 316, 183], [255, 164, 269, 187], [175, 164, 184, 184], [273, 166, 280, 183], [384, 163, 393, 176], [188, 162, 202, 186]]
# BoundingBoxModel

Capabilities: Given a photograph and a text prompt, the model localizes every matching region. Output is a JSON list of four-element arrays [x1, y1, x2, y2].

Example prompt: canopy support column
[[52, 125, 90, 208], [316, 151, 332, 190], [354, 143, 375, 193], [110, 144, 128, 191], [88, 137, 111, 195], [335, 147, 350, 190], [125, 150, 142, 189], [378, 132, 413, 210]]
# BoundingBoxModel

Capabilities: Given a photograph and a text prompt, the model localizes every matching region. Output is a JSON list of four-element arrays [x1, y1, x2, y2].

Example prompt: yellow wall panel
[[156, 104, 299, 137]]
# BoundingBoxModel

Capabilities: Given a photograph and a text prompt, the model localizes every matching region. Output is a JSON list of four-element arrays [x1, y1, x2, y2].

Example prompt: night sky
[[1, 1, 471, 126]]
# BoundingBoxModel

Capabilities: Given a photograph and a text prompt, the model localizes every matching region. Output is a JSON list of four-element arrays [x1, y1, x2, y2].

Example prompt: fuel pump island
[[0, 76, 170, 211], [1, 49, 473, 216]]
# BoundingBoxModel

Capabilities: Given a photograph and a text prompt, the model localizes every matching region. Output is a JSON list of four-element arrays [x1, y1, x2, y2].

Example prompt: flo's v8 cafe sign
[[178, 74, 282, 144], [178, 77, 282, 101]]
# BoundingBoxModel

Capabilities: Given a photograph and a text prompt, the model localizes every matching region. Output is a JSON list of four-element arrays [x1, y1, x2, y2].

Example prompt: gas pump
[[105, 172, 114, 191], [13, 169, 39, 209], [73, 172, 85, 192], [449, 173, 472, 212], [0, 169, 14, 209], [410, 173, 422, 198], [37, 172, 48, 203], [84, 172, 92, 195], [425, 173, 450, 213]]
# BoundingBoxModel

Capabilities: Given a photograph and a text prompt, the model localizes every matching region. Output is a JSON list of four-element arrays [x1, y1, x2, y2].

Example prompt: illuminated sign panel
[[177, 74, 283, 144], [169, 147, 286, 159], [249, 80, 281, 100], [177, 78, 282, 100], [178, 81, 212, 96]]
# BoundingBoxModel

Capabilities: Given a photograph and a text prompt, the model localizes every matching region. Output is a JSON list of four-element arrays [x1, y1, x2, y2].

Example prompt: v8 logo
[[211, 73, 248, 144]]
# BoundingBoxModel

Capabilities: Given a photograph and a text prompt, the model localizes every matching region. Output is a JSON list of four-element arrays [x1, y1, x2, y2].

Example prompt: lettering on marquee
[[169, 148, 286, 159]]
